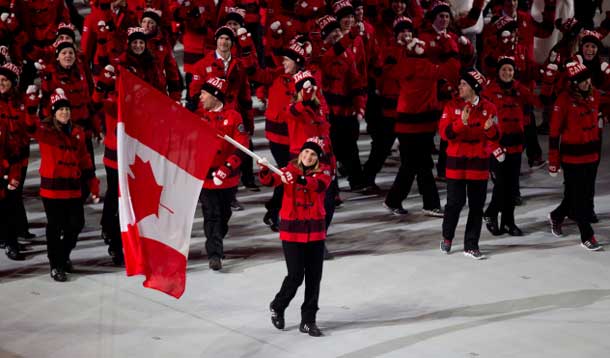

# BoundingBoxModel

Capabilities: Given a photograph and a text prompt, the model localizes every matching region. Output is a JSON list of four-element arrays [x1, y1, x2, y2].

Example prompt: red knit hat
[[214, 25, 237, 44], [293, 70, 316, 92], [566, 61, 591, 84], [0, 62, 21, 87], [282, 42, 307, 67], [300, 136, 325, 158], [332, 0, 355, 20], [201, 77, 227, 104], [51, 88, 71, 114], [54, 39, 76, 57], [127, 27, 147, 43], [461, 68, 487, 94], [426, 0, 451, 20], [56, 23, 76, 41], [317, 15, 340, 39], [393, 16, 413, 36], [579, 30, 603, 49], [222, 7, 246, 27], [494, 15, 517, 36]]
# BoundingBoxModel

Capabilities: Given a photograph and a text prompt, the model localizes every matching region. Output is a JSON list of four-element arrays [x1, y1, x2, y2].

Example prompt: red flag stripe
[[117, 69, 221, 179]]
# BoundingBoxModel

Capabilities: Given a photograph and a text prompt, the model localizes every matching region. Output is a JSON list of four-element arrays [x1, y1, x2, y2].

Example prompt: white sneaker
[[463, 249, 486, 260]]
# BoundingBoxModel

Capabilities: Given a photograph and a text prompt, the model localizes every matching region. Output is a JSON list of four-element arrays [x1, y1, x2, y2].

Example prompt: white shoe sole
[[581, 243, 603, 251], [463, 252, 486, 260], [548, 214, 563, 238]]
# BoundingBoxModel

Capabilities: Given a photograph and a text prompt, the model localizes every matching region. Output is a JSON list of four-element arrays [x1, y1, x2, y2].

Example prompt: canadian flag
[[117, 69, 220, 298]]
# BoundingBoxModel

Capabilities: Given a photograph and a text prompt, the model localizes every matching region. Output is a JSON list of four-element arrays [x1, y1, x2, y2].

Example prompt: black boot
[[501, 224, 523, 236], [269, 303, 285, 330], [5, 246, 25, 261], [108, 247, 124, 266], [263, 210, 279, 232], [50, 268, 67, 282], [299, 322, 323, 337], [484, 216, 503, 236]]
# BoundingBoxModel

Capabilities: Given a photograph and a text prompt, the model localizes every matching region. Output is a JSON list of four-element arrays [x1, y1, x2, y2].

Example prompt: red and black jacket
[[27, 119, 99, 199], [259, 162, 332, 243], [549, 89, 601, 167], [197, 106, 249, 190], [439, 97, 500, 181], [482, 80, 540, 154]]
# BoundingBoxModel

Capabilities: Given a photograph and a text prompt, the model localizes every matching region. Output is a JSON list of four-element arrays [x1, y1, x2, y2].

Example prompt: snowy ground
[[1, 116, 609, 357]]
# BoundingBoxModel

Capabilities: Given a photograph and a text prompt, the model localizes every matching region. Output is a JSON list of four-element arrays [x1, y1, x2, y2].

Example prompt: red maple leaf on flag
[[128, 155, 164, 223]]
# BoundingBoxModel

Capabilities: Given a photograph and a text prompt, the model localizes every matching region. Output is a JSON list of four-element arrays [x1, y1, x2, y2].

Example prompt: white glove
[[0, 13, 9, 22], [26, 85, 38, 95], [91, 195, 100, 204], [34, 60, 45, 71], [237, 28, 248, 36], [356, 22, 365, 35], [492, 147, 506, 162], [55, 88, 65, 96], [406, 38, 425, 55], [270, 21, 283, 35], [458, 36, 469, 45], [601, 62, 610, 75], [212, 174, 223, 186], [104, 64, 116, 77], [198, 6, 205, 14], [301, 1, 308, 8], [575, 54, 583, 63]]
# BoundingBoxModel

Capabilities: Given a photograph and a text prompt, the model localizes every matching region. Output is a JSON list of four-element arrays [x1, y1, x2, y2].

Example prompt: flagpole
[[218, 134, 284, 176]]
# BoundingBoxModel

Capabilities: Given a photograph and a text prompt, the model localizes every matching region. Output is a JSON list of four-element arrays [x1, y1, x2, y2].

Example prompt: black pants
[[524, 112, 542, 164], [324, 178, 338, 230], [363, 115, 396, 185], [271, 240, 325, 324], [42, 198, 84, 270], [0, 190, 19, 249], [485, 153, 521, 226], [200, 187, 237, 259], [15, 164, 30, 236], [265, 142, 290, 215], [240, 139, 256, 185], [101, 166, 122, 252], [386, 133, 440, 210], [550, 163, 596, 242], [442, 179, 488, 251], [436, 139, 448, 178], [329, 114, 364, 188]]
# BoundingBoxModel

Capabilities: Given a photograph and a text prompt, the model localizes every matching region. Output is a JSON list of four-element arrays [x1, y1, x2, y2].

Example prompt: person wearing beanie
[[258, 137, 332, 337], [317, 14, 367, 191], [242, 37, 315, 233], [547, 62, 603, 251], [481, 56, 540, 237], [0, 62, 38, 242], [140, 8, 184, 101], [189, 25, 254, 210], [42, 39, 98, 179], [284, 71, 337, 258], [382, 24, 460, 218], [114, 27, 165, 92], [439, 68, 501, 260], [221, 6, 246, 33], [172, 0, 217, 92], [0, 62, 29, 261], [196, 77, 250, 271], [25, 88, 100, 281], [483, 15, 544, 175], [362, 15, 411, 191], [333, 0, 368, 83], [80, 0, 139, 78]]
